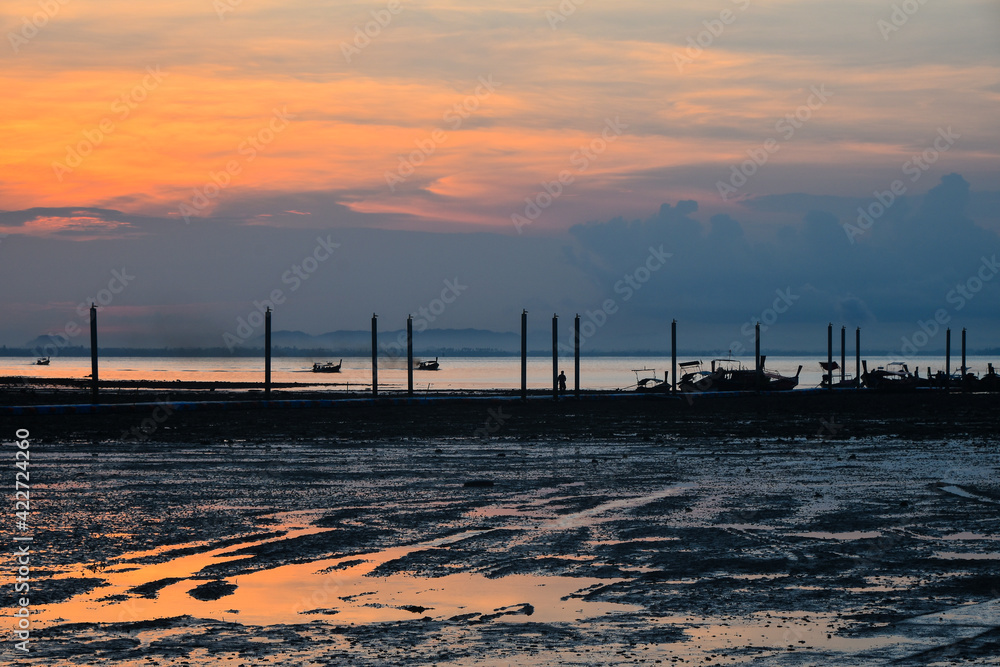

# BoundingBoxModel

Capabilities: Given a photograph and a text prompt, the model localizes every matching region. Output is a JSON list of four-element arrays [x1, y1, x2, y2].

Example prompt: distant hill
[[246, 328, 522, 355]]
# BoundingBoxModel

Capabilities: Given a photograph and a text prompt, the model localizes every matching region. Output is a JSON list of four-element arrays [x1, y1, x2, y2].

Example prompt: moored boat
[[861, 361, 918, 391], [312, 360, 342, 373], [35, 357, 50, 365], [417, 357, 440, 371], [632, 368, 668, 392], [678, 357, 800, 392], [819, 361, 857, 388]]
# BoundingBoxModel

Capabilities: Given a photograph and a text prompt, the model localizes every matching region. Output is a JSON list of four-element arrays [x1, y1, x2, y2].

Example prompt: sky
[[1, 0, 999, 354]]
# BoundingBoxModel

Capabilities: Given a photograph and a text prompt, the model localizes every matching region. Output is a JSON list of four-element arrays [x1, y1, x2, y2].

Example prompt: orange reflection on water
[[34, 525, 640, 629]]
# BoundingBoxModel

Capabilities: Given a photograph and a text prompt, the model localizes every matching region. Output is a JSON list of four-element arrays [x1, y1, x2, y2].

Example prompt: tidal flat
[[5, 393, 1000, 665]]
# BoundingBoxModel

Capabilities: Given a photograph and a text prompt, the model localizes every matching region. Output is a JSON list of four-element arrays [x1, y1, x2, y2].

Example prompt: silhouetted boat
[[678, 357, 800, 392], [312, 360, 342, 373], [35, 357, 50, 365], [976, 364, 1000, 392], [632, 368, 668, 392], [819, 361, 857, 388], [760, 357, 803, 391], [861, 361, 918, 391], [676, 360, 714, 393], [417, 358, 440, 371]]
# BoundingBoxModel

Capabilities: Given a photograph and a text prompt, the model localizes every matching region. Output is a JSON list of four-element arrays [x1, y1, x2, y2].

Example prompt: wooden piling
[[840, 326, 846, 384], [856, 327, 861, 388], [827, 323, 833, 391], [945, 327, 951, 392], [962, 327, 967, 389], [264, 307, 271, 399], [89, 303, 99, 403], [552, 314, 558, 399], [754, 322, 761, 392], [574, 314, 580, 397], [371, 313, 378, 397], [671, 319, 677, 394], [520, 310, 527, 401], [407, 315, 413, 396]]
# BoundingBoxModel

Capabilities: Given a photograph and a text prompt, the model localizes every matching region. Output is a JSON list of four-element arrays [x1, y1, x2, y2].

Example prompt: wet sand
[[3, 390, 999, 665]]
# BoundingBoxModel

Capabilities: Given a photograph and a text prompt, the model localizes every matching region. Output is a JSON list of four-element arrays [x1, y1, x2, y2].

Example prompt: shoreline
[[4, 386, 997, 442]]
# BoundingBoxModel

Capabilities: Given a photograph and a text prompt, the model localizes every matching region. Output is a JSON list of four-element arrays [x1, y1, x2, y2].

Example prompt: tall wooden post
[[264, 307, 271, 399], [407, 315, 413, 396], [552, 314, 558, 399], [574, 314, 580, 397], [945, 327, 951, 392], [371, 314, 378, 397], [520, 310, 527, 401], [754, 322, 761, 392], [856, 327, 861, 388], [962, 327, 967, 389], [827, 323, 833, 391], [840, 326, 846, 383], [671, 319, 677, 394], [89, 303, 99, 403]]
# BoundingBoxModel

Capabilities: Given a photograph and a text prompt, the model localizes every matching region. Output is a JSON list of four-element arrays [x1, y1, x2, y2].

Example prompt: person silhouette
[[557, 370, 567, 393]]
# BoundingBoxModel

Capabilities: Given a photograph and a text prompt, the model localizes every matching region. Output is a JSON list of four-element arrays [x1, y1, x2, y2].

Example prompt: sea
[[0, 354, 990, 393]]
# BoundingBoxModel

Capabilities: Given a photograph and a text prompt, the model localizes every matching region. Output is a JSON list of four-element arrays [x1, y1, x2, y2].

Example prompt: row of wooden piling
[[80, 307, 980, 403]]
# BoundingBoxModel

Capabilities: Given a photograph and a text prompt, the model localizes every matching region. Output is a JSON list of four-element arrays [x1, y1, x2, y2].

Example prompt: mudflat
[[4, 392, 999, 665]]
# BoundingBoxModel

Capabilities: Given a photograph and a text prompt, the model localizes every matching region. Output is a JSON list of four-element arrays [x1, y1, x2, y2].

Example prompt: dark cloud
[[2, 174, 998, 353]]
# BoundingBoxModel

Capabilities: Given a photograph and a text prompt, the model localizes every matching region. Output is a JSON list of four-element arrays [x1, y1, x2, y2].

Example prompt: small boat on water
[[819, 361, 857, 388], [632, 368, 668, 392], [861, 361, 918, 391], [35, 357, 50, 365], [976, 364, 1000, 392], [312, 360, 342, 373], [417, 358, 440, 371], [677, 357, 801, 392], [676, 360, 713, 393]]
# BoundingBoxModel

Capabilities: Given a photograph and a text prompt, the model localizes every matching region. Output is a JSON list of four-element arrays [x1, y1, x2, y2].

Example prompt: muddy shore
[[3, 389, 999, 665]]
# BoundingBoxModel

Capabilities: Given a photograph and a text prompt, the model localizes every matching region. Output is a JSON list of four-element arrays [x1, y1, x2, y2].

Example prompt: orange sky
[[2, 0, 998, 233]]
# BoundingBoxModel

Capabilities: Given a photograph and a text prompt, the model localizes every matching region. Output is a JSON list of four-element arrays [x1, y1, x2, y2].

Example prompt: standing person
[[557, 370, 567, 394]]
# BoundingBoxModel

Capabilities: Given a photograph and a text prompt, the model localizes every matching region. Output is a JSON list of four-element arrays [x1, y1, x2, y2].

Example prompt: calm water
[[1, 355, 991, 392]]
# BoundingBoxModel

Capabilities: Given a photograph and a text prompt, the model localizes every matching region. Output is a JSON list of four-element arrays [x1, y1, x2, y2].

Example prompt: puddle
[[788, 531, 883, 540], [29, 487, 712, 630], [937, 485, 1000, 504], [587, 536, 680, 546], [537, 484, 698, 530], [31, 527, 640, 629], [939, 531, 1000, 541], [931, 551, 1000, 560], [671, 611, 917, 654]]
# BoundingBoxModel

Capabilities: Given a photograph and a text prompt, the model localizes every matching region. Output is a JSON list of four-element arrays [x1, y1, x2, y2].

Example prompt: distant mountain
[[246, 328, 522, 355]]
